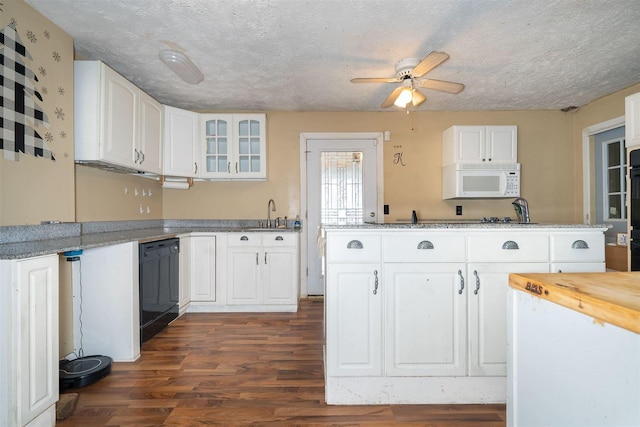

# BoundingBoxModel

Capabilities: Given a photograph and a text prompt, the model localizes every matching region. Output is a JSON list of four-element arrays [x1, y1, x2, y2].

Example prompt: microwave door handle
[[500, 172, 507, 195]]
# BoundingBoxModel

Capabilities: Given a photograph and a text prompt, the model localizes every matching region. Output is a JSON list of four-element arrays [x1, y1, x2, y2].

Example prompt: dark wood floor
[[58, 298, 506, 426]]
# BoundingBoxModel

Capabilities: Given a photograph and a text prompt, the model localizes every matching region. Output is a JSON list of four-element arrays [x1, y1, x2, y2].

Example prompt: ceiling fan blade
[[351, 77, 401, 83], [412, 89, 426, 107], [418, 78, 465, 94], [411, 51, 450, 78], [381, 86, 405, 108]]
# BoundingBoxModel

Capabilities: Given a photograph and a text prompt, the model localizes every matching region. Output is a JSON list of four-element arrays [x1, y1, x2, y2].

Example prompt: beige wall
[[571, 81, 640, 223], [0, 0, 75, 226], [163, 110, 577, 223], [75, 165, 163, 221]]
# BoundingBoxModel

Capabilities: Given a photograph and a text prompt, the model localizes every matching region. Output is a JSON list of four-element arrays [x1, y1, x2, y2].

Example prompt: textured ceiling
[[25, 0, 640, 112]]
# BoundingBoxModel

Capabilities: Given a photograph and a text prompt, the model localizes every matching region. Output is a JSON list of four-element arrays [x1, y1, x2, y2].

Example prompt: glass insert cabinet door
[[204, 117, 229, 174], [200, 114, 266, 179], [237, 119, 262, 174]]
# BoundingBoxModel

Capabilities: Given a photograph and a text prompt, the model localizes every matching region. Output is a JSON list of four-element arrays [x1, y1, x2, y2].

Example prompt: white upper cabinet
[[138, 91, 163, 174], [163, 106, 200, 177], [200, 114, 266, 180], [74, 60, 162, 174], [442, 125, 517, 165], [625, 92, 640, 148]]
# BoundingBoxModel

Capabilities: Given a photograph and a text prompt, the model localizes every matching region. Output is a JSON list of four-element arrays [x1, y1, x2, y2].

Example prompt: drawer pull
[[457, 269, 465, 295], [502, 240, 519, 250], [275, 236, 284, 241], [417, 240, 434, 250], [347, 240, 364, 249], [240, 236, 249, 241], [571, 239, 589, 249]]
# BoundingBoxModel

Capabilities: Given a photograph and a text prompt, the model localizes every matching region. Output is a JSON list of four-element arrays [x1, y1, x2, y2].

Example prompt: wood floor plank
[[57, 298, 505, 426]]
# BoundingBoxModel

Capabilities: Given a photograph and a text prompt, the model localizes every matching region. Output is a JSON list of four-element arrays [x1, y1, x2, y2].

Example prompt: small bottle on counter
[[294, 215, 301, 230]]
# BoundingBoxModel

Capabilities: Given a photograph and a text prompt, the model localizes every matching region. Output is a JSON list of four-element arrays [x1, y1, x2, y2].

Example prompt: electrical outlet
[[384, 204, 389, 215], [456, 205, 462, 215]]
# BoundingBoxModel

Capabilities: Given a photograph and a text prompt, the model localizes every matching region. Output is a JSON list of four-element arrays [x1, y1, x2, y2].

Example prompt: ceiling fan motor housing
[[395, 58, 420, 79]]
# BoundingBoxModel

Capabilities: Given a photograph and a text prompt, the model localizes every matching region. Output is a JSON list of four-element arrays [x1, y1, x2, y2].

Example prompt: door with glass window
[[594, 127, 627, 243], [306, 138, 379, 295]]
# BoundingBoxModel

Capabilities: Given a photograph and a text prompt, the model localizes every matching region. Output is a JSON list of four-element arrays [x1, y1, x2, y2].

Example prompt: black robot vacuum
[[59, 355, 113, 390]]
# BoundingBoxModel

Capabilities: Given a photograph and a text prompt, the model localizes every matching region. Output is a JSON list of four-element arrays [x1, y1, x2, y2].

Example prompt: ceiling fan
[[351, 51, 464, 109]]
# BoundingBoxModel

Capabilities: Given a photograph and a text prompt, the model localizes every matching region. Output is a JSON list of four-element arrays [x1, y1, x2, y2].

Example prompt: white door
[[306, 137, 380, 295], [325, 263, 382, 376], [385, 263, 467, 376]]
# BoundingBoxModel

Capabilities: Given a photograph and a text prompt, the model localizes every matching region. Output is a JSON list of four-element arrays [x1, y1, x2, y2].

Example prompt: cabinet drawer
[[383, 233, 466, 262], [227, 232, 262, 246], [326, 234, 381, 263], [550, 233, 605, 263], [262, 232, 298, 247], [467, 233, 549, 262]]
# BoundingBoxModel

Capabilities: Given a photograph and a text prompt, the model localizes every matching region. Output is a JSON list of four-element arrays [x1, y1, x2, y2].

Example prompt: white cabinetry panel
[[385, 263, 466, 376], [1, 254, 59, 427], [163, 106, 199, 177], [625, 92, 640, 148], [326, 263, 382, 376]]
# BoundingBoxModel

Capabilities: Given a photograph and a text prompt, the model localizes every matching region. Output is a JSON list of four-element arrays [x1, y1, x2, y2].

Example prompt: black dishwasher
[[139, 238, 180, 343]]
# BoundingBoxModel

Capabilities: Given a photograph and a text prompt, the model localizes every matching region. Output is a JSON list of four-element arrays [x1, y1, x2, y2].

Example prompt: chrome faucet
[[266, 199, 276, 228], [512, 197, 530, 223]]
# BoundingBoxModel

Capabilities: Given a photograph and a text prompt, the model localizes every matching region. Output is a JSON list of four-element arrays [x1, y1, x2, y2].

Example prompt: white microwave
[[442, 163, 520, 199]]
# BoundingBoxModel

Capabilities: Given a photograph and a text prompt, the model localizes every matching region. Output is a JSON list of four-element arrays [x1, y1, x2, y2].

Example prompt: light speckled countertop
[[0, 220, 299, 260], [321, 222, 610, 230]]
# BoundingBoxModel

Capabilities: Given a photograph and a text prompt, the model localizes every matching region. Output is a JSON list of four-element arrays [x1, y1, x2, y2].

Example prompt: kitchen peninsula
[[321, 222, 608, 405], [507, 272, 640, 427]]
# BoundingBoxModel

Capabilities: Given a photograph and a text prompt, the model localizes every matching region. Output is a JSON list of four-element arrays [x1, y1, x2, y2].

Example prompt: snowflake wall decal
[[38, 66, 46, 77], [44, 30, 50, 39], [41, 86, 48, 95], [57, 86, 65, 96], [54, 107, 65, 120], [52, 51, 61, 62], [44, 132, 54, 143], [26, 30, 36, 43], [59, 130, 67, 139]]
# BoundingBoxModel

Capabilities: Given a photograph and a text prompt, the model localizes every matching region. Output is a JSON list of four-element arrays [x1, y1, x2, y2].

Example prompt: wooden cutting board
[[509, 272, 640, 334]]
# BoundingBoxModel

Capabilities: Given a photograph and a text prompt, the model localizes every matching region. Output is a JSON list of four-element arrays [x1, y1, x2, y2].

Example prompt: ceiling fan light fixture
[[159, 49, 204, 85], [393, 87, 413, 108]]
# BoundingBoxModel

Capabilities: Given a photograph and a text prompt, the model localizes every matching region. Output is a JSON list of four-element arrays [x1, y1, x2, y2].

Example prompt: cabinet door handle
[[473, 270, 480, 295], [264, 252, 268, 264], [457, 269, 465, 294], [227, 161, 231, 173], [236, 162, 238, 174], [134, 149, 140, 163], [275, 236, 284, 241], [194, 162, 198, 174], [240, 236, 249, 241], [140, 151, 145, 164], [373, 269, 379, 295], [256, 253, 259, 265]]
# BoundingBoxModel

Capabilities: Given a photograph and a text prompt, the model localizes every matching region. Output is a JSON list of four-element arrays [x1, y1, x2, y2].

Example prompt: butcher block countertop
[[509, 272, 640, 334]]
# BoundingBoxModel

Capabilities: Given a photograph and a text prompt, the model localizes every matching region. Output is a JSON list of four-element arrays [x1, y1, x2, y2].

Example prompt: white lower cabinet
[[324, 227, 607, 405], [385, 263, 466, 377], [187, 235, 216, 303], [226, 232, 299, 309], [1, 254, 59, 427], [467, 262, 549, 377], [326, 263, 382, 376]]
